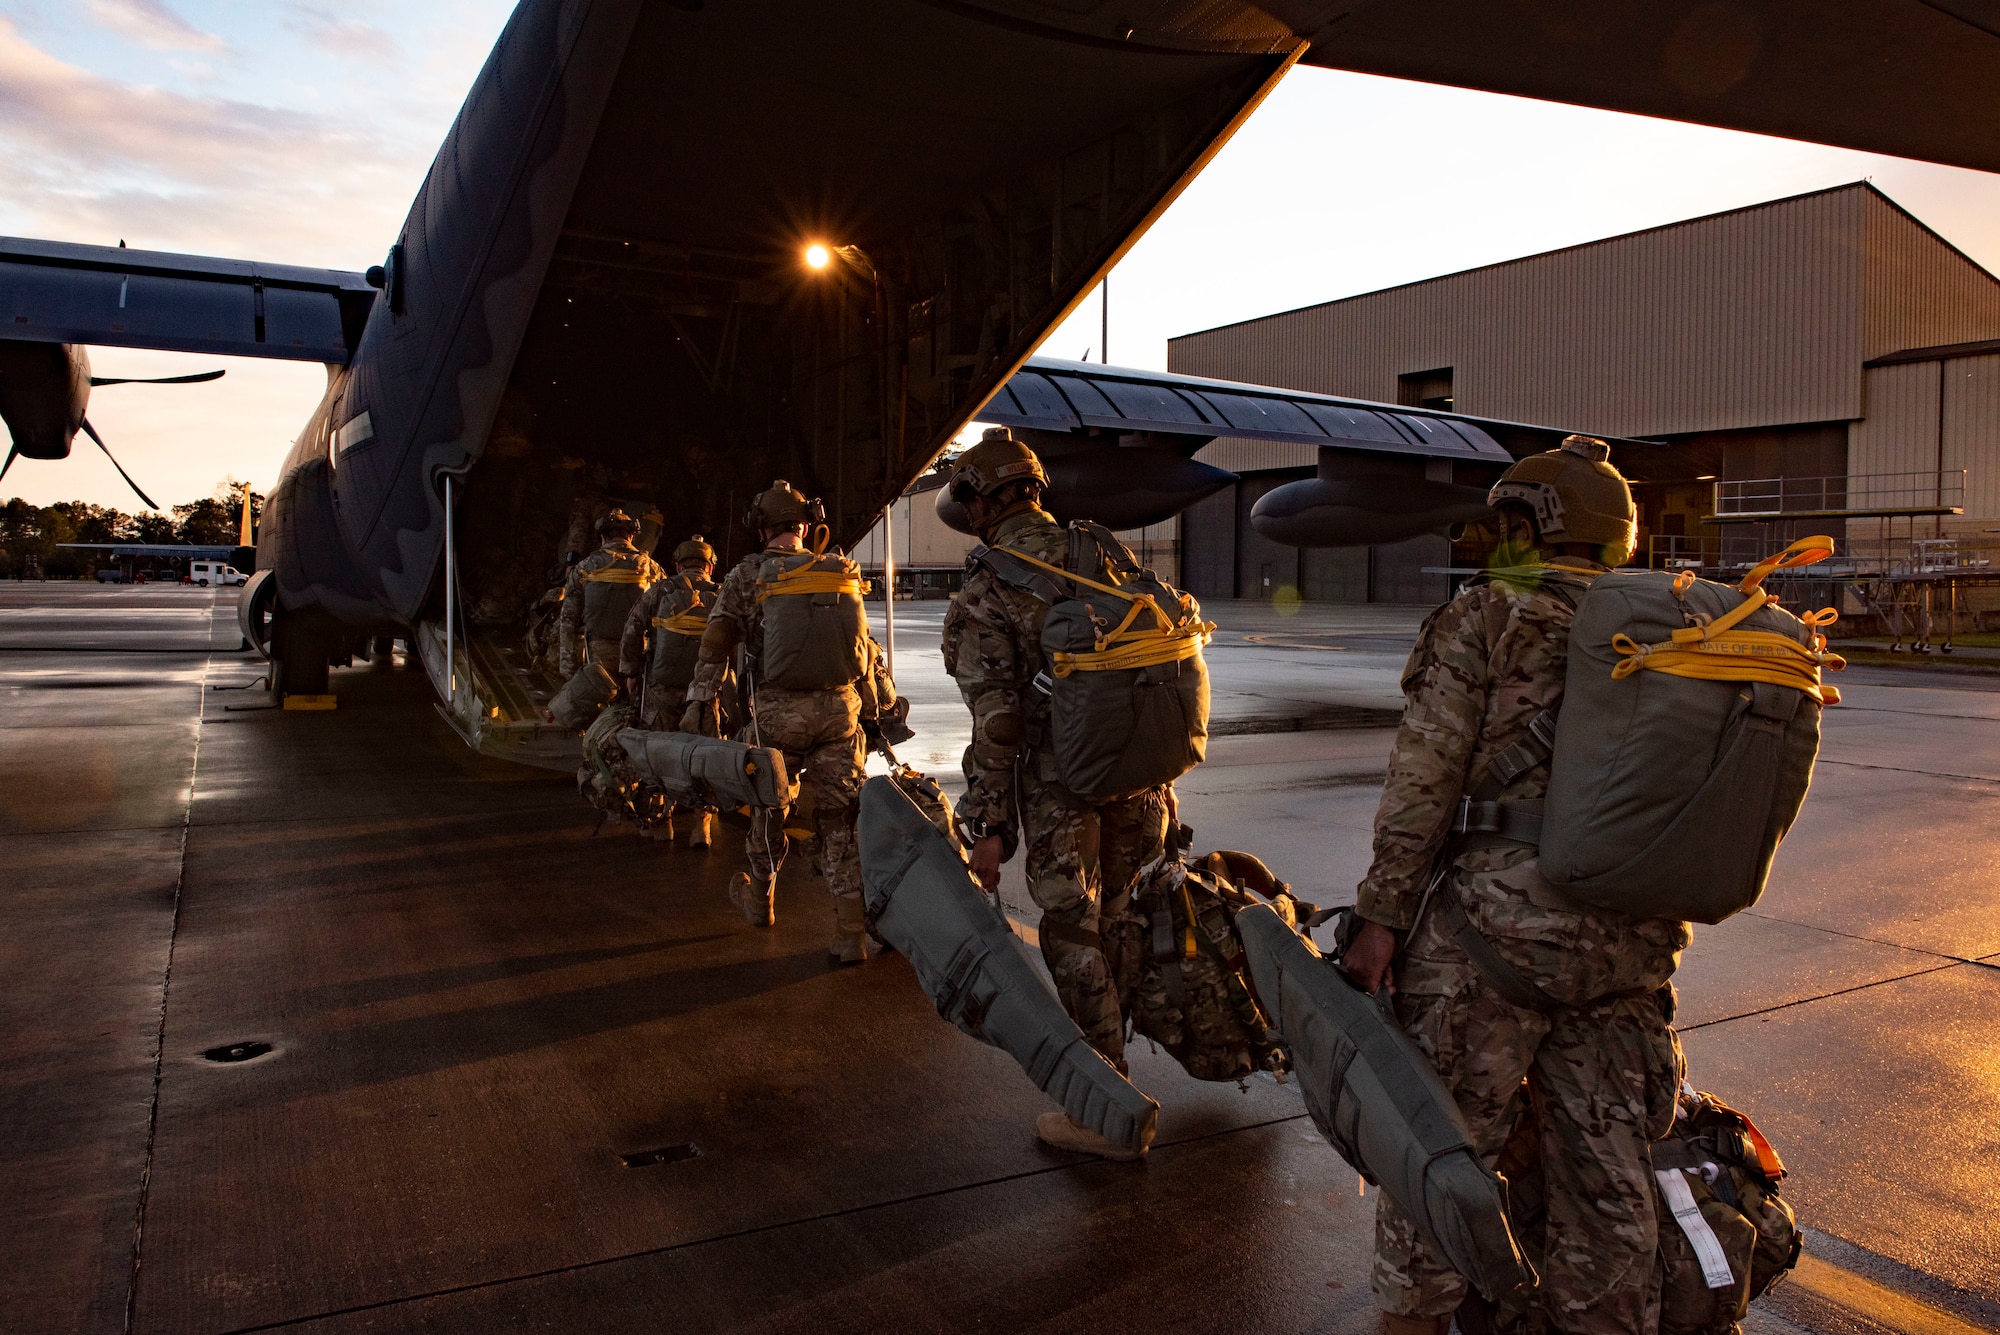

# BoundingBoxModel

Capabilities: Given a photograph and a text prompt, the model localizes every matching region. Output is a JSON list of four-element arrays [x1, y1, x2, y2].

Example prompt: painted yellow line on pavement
[[1789, 1254, 1995, 1335]]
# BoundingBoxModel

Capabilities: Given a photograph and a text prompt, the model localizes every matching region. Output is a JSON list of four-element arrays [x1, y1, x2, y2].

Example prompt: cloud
[[0, 17, 426, 266], [286, 4, 400, 62], [87, 0, 223, 52]]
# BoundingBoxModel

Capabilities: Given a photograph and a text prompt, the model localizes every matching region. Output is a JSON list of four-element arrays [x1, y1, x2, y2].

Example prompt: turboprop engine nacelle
[[1251, 451, 1495, 548], [935, 443, 1236, 535]]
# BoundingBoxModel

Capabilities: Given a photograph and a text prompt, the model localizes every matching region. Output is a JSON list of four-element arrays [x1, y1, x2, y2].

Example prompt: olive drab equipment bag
[[549, 660, 617, 732], [1539, 537, 1843, 924], [756, 530, 870, 691], [617, 728, 799, 811], [1236, 903, 1536, 1301], [857, 773, 1161, 1156], [1107, 850, 1316, 1084], [649, 574, 713, 691], [976, 521, 1213, 802], [578, 705, 669, 831]]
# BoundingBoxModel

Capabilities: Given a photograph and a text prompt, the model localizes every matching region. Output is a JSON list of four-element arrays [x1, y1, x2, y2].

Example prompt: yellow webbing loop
[[993, 544, 1215, 678], [1611, 536, 1843, 704], [754, 542, 870, 603], [582, 565, 648, 584], [654, 610, 710, 635]]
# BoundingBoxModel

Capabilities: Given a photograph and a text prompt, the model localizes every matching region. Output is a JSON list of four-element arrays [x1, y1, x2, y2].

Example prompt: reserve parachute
[[857, 773, 1159, 1156], [1236, 904, 1535, 1300], [976, 521, 1211, 801], [1538, 537, 1841, 923], [757, 530, 870, 691]]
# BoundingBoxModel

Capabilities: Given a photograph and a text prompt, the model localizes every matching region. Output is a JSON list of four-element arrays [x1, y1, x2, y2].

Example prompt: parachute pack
[[756, 531, 870, 691], [1106, 849, 1315, 1083], [976, 521, 1212, 802], [1534, 537, 1843, 923], [648, 573, 713, 690]]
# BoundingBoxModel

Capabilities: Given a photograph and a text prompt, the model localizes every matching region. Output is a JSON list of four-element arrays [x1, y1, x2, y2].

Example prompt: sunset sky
[[5, 0, 2000, 510]]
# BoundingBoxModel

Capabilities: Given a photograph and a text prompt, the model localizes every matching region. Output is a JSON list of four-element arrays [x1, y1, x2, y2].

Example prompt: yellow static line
[[1787, 1254, 1995, 1335]]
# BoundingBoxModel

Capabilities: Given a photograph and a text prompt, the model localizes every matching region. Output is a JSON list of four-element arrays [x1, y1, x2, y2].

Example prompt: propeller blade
[[89, 369, 226, 387], [0, 446, 17, 488], [79, 418, 159, 510]]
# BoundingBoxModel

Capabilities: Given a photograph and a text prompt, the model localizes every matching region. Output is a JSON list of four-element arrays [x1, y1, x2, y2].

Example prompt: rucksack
[[648, 573, 713, 690], [1537, 536, 1842, 923], [1105, 849, 1315, 1083], [756, 535, 870, 691], [1461, 1085, 1799, 1335], [577, 704, 669, 832], [978, 521, 1212, 802]]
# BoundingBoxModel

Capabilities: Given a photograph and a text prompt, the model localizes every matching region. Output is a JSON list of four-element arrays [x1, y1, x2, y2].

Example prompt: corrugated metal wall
[[1945, 354, 2000, 518], [1862, 193, 2000, 359], [1849, 363, 1942, 479], [1170, 185, 1881, 438]]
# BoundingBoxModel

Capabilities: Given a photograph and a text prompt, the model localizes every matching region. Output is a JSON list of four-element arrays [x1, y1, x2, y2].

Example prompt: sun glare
[[803, 243, 832, 270]]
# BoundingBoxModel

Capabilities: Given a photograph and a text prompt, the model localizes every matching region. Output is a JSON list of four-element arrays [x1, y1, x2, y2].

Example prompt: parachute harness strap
[[1610, 536, 1845, 705], [582, 564, 648, 584], [756, 532, 871, 603], [992, 544, 1214, 678], [655, 581, 711, 636]]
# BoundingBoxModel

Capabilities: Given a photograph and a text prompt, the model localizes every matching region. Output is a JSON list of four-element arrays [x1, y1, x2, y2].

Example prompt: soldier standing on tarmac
[[940, 428, 1169, 1164], [1341, 436, 1689, 1335], [621, 534, 723, 848], [557, 509, 663, 682], [681, 482, 890, 965]]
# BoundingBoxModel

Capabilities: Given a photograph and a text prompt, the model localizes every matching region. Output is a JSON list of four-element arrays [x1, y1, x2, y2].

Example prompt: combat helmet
[[1487, 435, 1636, 566], [596, 508, 639, 537], [674, 534, 715, 566], [743, 480, 825, 533], [945, 427, 1048, 504]]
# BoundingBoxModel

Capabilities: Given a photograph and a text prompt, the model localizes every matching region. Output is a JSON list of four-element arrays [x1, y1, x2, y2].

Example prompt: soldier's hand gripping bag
[[548, 660, 617, 732], [757, 545, 869, 690], [858, 774, 1160, 1156], [1236, 903, 1534, 1300], [1541, 554, 1837, 924], [617, 729, 798, 810]]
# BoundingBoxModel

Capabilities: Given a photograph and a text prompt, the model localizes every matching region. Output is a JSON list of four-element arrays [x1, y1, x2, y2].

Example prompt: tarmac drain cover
[[202, 1041, 273, 1064], [621, 1144, 699, 1169]]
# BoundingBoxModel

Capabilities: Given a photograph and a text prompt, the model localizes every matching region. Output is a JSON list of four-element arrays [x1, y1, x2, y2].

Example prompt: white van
[[189, 561, 247, 587]]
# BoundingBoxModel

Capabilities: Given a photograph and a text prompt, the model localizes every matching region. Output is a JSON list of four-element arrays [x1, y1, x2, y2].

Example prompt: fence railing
[[1714, 470, 1965, 518]]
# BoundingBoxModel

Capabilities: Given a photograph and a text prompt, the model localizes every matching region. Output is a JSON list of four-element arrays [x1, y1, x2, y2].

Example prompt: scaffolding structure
[[1644, 470, 1996, 652]]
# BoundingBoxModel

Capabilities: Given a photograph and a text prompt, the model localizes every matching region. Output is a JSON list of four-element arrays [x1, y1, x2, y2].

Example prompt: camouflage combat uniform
[[557, 538, 663, 679], [620, 569, 719, 729], [942, 504, 1169, 1067], [687, 541, 878, 942], [1358, 562, 1690, 1333]]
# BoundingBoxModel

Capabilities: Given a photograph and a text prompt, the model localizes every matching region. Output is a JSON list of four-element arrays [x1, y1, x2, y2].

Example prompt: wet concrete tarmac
[[5, 584, 1999, 1332]]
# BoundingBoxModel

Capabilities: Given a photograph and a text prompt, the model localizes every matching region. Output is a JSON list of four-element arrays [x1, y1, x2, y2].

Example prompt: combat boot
[[1033, 1111, 1145, 1163], [827, 891, 876, 965], [727, 871, 775, 926], [686, 809, 714, 849], [1380, 1314, 1453, 1335]]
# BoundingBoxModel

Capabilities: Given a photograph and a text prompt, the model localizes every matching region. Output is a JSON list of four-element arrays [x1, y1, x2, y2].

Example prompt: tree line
[[0, 481, 263, 578]]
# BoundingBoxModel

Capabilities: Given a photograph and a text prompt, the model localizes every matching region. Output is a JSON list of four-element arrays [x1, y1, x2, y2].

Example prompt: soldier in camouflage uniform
[[557, 510, 663, 681], [620, 534, 723, 847], [1343, 437, 1690, 1335], [683, 482, 900, 964], [940, 428, 1169, 1163]]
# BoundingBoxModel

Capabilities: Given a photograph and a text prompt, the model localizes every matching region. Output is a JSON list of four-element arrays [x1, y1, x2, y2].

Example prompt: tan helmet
[[596, 508, 638, 537], [945, 427, 1048, 504], [742, 480, 824, 532], [674, 534, 715, 566], [1487, 434, 1636, 565]]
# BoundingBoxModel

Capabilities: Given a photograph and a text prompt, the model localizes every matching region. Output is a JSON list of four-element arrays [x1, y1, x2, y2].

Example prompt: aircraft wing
[[1278, 1, 2000, 176], [0, 238, 376, 364]]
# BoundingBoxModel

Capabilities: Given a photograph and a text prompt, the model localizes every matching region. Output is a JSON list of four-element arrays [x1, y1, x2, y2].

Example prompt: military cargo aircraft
[[0, 0, 1993, 730]]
